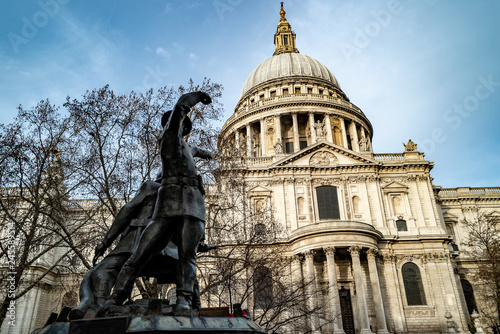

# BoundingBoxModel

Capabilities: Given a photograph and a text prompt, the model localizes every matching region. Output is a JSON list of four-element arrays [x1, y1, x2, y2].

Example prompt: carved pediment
[[247, 185, 272, 196], [382, 181, 408, 193]]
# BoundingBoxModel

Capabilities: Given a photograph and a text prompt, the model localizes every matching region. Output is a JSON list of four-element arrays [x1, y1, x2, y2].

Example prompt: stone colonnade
[[230, 112, 371, 156], [293, 246, 389, 334]]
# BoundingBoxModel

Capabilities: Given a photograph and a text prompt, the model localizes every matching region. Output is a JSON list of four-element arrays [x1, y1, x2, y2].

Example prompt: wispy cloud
[[156, 47, 170, 58]]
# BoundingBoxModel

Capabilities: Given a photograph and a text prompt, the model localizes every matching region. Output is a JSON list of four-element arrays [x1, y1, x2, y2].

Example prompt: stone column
[[339, 117, 349, 149], [324, 114, 334, 143], [246, 124, 252, 157], [350, 122, 360, 152], [348, 246, 374, 334], [292, 112, 300, 153], [367, 248, 390, 334], [275, 114, 282, 147], [291, 254, 303, 334], [308, 112, 317, 144], [324, 247, 345, 334], [235, 130, 240, 151], [260, 119, 266, 156], [305, 250, 321, 334], [360, 127, 366, 142]]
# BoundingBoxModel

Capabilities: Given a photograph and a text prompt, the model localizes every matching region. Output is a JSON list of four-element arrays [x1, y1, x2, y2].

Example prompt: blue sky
[[1, 0, 499, 188]]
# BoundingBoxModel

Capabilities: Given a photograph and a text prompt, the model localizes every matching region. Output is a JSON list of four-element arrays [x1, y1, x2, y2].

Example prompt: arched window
[[254, 266, 273, 309], [316, 186, 340, 220], [402, 262, 426, 305], [461, 279, 477, 314], [333, 126, 342, 146], [266, 127, 275, 153], [352, 196, 360, 214]]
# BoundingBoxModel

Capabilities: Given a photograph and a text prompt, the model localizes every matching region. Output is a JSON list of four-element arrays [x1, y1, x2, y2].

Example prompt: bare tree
[[0, 101, 93, 325], [462, 212, 500, 330], [197, 161, 332, 333], [0, 79, 224, 326]]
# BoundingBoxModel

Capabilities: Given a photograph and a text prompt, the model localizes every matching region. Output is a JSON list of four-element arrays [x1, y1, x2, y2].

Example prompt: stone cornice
[[220, 160, 434, 177]]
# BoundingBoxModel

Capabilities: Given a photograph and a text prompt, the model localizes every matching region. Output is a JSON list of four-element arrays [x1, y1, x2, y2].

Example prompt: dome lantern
[[274, 2, 298, 55]]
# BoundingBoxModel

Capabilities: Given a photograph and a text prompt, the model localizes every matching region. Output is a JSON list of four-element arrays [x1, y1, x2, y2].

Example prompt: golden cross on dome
[[280, 2, 286, 21]]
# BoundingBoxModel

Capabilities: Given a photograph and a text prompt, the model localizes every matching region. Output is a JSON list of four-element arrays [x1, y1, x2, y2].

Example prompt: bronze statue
[[68, 178, 160, 320], [69, 174, 214, 319], [101, 92, 212, 316]]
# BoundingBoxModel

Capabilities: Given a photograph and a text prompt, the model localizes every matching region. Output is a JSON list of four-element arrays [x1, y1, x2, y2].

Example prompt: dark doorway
[[339, 287, 355, 334]]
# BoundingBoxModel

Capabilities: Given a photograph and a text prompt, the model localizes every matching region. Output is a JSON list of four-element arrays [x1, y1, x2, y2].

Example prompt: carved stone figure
[[403, 139, 417, 152], [359, 137, 369, 152], [273, 138, 283, 154], [252, 135, 259, 157], [314, 119, 325, 138], [100, 92, 213, 316]]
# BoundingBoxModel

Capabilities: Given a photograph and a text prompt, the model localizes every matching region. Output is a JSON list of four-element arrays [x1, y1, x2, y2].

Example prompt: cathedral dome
[[240, 53, 340, 97], [220, 2, 373, 160]]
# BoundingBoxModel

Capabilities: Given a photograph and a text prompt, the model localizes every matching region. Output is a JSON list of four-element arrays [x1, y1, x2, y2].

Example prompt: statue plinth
[[33, 315, 266, 334]]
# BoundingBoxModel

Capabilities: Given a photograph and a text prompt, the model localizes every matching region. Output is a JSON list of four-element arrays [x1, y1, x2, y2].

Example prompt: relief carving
[[310, 151, 338, 166]]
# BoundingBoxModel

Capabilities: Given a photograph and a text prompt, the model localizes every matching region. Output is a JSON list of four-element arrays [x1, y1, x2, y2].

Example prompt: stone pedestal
[[32, 316, 266, 334]]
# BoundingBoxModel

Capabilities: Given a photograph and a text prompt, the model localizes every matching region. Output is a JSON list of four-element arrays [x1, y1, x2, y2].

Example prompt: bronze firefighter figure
[[86, 91, 214, 316]]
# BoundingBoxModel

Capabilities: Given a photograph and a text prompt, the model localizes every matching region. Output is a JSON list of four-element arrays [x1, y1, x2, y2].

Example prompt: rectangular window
[[254, 267, 273, 309], [284, 35, 288, 45], [283, 88, 289, 95], [396, 219, 408, 231], [270, 91, 276, 97], [316, 186, 340, 220], [285, 142, 294, 154], [295, 87, 301, 94], [259, 94, 264, 100], [319, 89, 324, 95], [299, 140, 307, 150], [307, 87, 313, 94]]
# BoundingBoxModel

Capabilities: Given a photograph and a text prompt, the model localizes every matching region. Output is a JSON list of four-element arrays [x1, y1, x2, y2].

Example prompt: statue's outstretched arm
[[161, 92, 211, 137], [190, 145, 213, 160]]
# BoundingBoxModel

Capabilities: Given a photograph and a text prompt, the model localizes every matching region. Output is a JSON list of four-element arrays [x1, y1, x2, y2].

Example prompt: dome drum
[[220, 106, 373, 161]]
